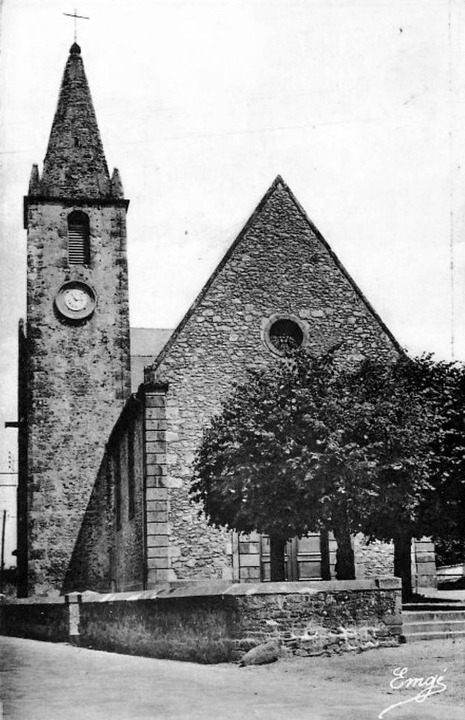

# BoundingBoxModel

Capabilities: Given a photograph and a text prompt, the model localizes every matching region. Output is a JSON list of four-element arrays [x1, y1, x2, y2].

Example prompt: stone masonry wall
[[1, 578, 402, 662], [63, 454, 113, 593], [354, 535, 394, 578], [145, 180, 399, 582], [112, 397, 145, 592], [230, 578, 402, 656], [0, 596, 69, 643], [22, 200, 131, 596], [64, 395, 145, 593]]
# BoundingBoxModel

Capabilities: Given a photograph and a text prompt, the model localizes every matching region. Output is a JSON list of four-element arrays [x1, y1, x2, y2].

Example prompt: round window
[[268, 318, 304, 353]]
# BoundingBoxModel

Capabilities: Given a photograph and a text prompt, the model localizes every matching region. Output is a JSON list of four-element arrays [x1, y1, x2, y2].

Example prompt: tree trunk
[[320, 529, 331, 581], [394, 530, 413, 600], [332, 513, 355, 580], [269, 535, 287, 582]]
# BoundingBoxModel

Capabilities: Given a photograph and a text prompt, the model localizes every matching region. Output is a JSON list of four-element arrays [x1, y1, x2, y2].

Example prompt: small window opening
[[268, 319, 304, 352], [67, 210, 90, 265]]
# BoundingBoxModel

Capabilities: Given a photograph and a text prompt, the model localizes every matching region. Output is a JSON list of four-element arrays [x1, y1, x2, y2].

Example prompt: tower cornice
[[23, 195, 130, 229]]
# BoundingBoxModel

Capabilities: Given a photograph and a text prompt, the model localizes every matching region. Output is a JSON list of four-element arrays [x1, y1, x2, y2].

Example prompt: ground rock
[[238, 640, 281, 667]]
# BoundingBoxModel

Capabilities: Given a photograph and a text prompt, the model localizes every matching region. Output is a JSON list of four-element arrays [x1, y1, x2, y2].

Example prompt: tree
[[365, 355, 465, 592], [190, 348, 464, 595], [417, 358, 465, 567], [322, 355, 437, 597], [434, 538, 465, 568], [191, 349, 352, 581]]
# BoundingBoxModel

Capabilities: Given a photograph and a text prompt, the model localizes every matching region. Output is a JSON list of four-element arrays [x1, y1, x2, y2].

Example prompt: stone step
[[402, 603, 465, 642], [403, 619, 465, 635], [403, 609, 465, 623], [403, 602, 465, 612], [402, 629, 465, 643]]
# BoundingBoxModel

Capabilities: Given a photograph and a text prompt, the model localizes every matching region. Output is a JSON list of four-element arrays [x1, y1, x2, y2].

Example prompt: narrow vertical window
[[67, 210, 90, 265], [128, 427, 135, 520]]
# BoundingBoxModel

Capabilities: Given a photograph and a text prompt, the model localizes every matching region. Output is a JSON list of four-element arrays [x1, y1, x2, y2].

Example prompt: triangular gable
[[150, 176, 402, 373]]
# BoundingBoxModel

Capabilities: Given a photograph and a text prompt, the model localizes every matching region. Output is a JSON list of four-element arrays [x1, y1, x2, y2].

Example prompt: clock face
[[64, 288, 88, 312], [55, 281, 96, 321]]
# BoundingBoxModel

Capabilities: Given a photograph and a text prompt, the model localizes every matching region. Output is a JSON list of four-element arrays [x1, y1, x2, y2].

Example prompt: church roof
[[130, 327, 173, 392], [39, 43, 111, 199]]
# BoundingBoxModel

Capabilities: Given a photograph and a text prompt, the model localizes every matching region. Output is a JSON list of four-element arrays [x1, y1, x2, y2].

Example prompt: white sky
[[1, 0, 464, 563]]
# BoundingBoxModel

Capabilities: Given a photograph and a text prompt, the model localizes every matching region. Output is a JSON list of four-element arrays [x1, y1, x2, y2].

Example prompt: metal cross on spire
[[63, 8, 90, 42]]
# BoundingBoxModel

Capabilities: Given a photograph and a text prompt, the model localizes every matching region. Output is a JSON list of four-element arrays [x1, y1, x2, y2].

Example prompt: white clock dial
[[55, 281, 96, 321], [64, 288, 88, 312]]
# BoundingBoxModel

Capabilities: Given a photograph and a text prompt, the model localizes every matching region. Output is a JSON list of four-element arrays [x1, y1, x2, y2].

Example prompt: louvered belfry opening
[[67, 210, 90, 264]]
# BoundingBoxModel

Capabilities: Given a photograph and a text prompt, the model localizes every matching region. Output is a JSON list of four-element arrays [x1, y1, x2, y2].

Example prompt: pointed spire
[[110, 168, 124, 199], [28, 164, 41, 194], [40, 45, 110, 199]]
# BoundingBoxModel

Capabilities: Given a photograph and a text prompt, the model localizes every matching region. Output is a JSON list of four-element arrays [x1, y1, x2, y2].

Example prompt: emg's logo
[[378, 666, 447, 718]]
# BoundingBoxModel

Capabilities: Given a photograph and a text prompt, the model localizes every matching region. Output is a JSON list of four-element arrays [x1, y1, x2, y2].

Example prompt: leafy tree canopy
[[191, 348, 465, 574]]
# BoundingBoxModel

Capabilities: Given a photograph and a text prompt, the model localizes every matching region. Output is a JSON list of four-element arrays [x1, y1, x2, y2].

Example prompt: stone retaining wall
[[0, 595, 68, 643], [1, 578, 402, 663]]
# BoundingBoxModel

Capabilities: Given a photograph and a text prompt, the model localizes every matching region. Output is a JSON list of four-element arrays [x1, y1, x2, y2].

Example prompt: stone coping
[[4, 577, 400, 605], [3, 595, 67, 605]]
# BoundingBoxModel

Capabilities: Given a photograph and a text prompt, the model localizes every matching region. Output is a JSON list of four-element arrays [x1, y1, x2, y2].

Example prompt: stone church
[[16, 44, 436, 597]]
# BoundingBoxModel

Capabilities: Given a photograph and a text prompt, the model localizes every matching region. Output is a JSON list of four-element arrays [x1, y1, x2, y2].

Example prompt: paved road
[[1, 636, 463, 720]]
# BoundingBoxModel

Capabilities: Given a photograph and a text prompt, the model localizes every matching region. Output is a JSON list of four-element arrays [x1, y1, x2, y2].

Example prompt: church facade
[[17, 45, 436, 597]]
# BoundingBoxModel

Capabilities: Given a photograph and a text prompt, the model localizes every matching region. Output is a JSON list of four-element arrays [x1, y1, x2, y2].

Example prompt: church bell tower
[[18, 43, 131, 596]]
